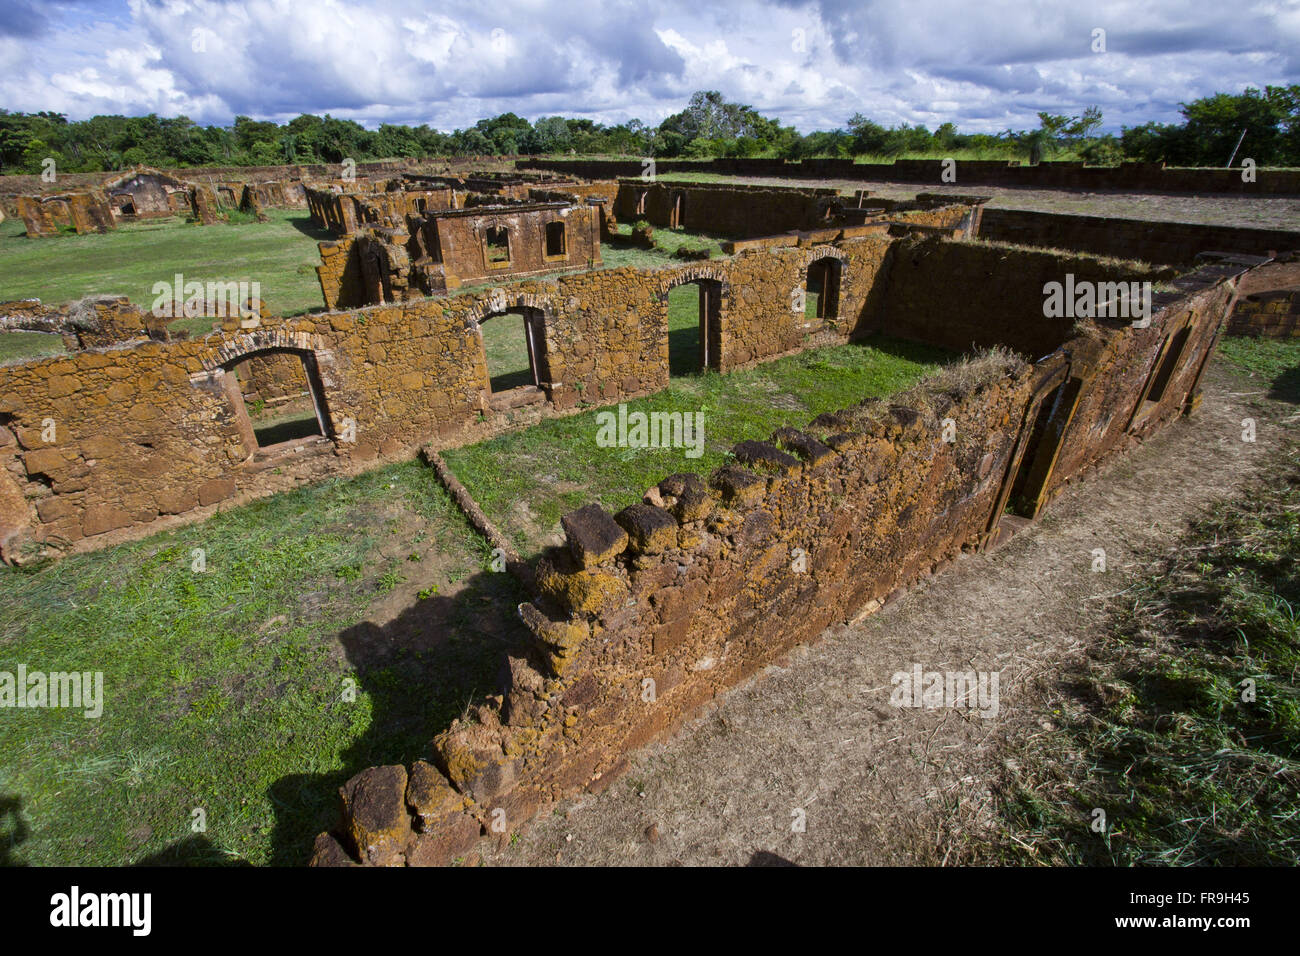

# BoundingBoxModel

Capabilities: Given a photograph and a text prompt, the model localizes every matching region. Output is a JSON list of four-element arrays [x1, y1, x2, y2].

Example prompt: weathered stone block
[[197, 478, 236, 506], [81, 503, 131, 536], [561, 504, 627, 568], [733, 440, 801, 476], [658, 472, 713, 522], [339, 764, 412, 867], [615, 503, 678, 554], [710, 465, 765, 507]]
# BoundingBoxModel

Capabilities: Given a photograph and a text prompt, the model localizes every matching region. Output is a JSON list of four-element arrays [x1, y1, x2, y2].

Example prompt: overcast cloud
[[0, 0, 1297, 133]]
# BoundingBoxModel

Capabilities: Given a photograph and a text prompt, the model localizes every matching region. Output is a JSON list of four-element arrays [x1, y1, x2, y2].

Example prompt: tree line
[[2, 86, 1297, 175]]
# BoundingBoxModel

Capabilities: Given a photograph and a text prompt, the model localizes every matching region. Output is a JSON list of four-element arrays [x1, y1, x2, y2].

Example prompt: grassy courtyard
[[0, 461, 525, 867], [0, 209, 331, 339], [443, 332, 954, 557]]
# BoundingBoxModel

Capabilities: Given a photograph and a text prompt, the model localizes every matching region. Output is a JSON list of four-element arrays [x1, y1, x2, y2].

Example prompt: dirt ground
[[479, 355, 1296, 866]]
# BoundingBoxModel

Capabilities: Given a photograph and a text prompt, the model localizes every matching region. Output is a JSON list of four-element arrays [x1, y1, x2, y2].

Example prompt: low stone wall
[[978, 208, 1300, 266], [519, 157, 1300, 195]]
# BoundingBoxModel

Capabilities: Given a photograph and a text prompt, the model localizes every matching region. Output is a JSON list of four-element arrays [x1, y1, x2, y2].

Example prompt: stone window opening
[[485, 226, 511, 266], [804, 257, 842, 324], [478, 307, 550, 410], [665, 278, 723, 376], [545, 220, 566, 258], [1005, 375, 1083, 521], [219, 349, 330, 458], [1144, 325, 1192, 406]]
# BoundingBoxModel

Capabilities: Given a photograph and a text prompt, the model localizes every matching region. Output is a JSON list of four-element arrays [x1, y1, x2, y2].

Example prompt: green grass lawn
[[1217, 335, 1300, 404], [0, 209, 331, 338], [598, 225, 727, 271], [0, 460, 528, 866], [442, 333, 954, 557], [0, 330, 66, 365]]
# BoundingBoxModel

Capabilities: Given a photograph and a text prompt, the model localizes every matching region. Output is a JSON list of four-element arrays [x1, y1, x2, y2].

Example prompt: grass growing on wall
[[0, 209, 331, 344], [0, 460, 521, 867], [442, 334, 954, 557]]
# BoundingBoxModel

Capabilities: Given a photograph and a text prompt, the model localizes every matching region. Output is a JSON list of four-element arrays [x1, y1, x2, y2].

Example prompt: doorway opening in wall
[[1006, 376, 1083, 519], [479, 308, 549, 409], [221, 349, 328, 457], [545, 220, 566, 258], [485, 226, 511, 265], [666, 279, 722, 376], [671, 192, 686, 229], [1132, 323, 1193, 426], [804, 257, 842, 326]]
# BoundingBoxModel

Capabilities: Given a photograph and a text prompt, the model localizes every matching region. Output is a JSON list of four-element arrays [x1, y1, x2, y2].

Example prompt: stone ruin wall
[[309, 258, 1244, 867], [978, 208, 1300, 267], [0, 234, 1166, 562], [519, 156, 1300, 195], [316, 201, 606, 308], [1227, 289, 1300, 337]]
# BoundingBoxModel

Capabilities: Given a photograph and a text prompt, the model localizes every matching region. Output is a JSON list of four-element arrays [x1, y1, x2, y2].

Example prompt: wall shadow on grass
[[266, 563, 534, 865], [1268, 364, 1300, 404], [0, 795, 29, 867], [286, 215, 337, 242]]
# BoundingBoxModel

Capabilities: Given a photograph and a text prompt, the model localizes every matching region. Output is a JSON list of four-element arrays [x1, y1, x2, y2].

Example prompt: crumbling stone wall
[[15, 192, 116, 237], [0, 296, 167, 352], [318, 201, 605, 308]]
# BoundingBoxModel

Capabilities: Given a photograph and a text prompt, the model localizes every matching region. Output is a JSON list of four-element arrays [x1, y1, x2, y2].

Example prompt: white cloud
[[0, 0, 1295, 133]]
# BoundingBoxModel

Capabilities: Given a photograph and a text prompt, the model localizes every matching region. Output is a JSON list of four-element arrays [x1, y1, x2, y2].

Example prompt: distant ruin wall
[[1227, 289, 1300, 337], [612, 181, 837, 237], [519, 157, 1300, 195], [977, 208, 1300, 266]]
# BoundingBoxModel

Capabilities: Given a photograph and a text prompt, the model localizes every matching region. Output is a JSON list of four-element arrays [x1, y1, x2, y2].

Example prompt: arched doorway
[[803, 256, 842, 324]]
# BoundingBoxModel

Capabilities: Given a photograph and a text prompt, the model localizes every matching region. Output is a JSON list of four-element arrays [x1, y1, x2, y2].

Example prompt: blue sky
[[1, 0, 1297, 134]]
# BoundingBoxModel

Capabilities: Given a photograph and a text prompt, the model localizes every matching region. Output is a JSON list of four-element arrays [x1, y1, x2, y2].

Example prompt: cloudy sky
[[1, 0, 1297, 134]]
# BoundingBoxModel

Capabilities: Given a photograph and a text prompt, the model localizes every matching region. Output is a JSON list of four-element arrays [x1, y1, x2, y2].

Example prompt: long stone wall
[[518, 157, 1300, 195], [0, 233, 1163, 562], [978, 208, 1300, 266]]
